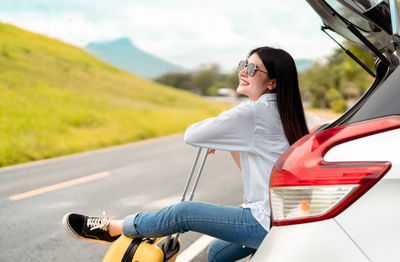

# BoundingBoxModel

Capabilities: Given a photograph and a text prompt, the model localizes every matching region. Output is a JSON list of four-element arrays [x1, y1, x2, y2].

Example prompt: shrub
[[331, 99, 348, 113]]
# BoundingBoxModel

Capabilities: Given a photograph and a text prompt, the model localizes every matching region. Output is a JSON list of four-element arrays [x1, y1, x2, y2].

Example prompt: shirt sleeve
[[183, 102, 255, 152]]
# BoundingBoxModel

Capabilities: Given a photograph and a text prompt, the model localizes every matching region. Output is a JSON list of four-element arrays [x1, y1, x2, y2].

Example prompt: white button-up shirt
[[183, 93, 290, 230]]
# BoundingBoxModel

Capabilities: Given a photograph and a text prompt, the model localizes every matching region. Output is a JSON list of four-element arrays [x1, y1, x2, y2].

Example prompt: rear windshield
[[346, 66, 400, 124]]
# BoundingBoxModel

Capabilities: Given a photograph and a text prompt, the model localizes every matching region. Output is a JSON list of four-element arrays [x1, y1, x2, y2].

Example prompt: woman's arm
[[184, 102, 254, 152], [230, 152, 241, 170]]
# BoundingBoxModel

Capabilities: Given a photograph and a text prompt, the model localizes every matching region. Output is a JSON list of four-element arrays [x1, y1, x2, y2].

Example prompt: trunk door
[[307, 0, 400, 61]]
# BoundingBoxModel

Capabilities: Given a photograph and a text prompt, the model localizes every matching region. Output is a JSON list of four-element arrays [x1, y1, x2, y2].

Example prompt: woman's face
[[237, 53, 276, 101]]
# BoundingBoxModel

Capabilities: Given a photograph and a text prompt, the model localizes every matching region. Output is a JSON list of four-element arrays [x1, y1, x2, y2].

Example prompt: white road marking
[[8, 171, 110, 200], [177, 235, 215, 262]]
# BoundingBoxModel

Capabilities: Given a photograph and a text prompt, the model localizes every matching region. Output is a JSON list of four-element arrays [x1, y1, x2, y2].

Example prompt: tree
[[299, 40, 375, 111], [225, 69, 239, 90], [155, 72, 193, 91], [192, 64, 222, 95]]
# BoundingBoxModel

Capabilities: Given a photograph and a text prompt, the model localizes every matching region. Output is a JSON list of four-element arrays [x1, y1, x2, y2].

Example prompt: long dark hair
[[249, 46, 309, 145]]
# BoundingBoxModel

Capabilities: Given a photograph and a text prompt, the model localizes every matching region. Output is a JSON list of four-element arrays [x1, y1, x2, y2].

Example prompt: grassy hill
[[0, 23, 228, 167]]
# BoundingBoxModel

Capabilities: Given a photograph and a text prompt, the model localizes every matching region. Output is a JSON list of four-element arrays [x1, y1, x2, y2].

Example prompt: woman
[[63, 46, 309, 261]]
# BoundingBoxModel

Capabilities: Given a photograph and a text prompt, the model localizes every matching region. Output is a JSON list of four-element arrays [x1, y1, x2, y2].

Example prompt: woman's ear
[[267, 79, 277, 91]]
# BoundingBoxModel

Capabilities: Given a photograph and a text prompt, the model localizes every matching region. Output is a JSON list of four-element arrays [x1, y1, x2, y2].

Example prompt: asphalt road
[[0, 134, 245, 262]]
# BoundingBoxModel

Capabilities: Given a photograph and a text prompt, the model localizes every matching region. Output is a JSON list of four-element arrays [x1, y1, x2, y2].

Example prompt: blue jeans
[[122, 201, 268, 261]]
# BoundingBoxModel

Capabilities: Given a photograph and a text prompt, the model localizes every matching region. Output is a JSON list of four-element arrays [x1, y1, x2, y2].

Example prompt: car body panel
[[251, 219, 369, 262], [324, 129, 400, 261], [335, 178, 400, 261], [324, 129, 400, 179]]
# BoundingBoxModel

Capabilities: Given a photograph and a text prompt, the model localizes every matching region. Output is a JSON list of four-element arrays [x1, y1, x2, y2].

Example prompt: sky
[[0, 0, 340, 72]]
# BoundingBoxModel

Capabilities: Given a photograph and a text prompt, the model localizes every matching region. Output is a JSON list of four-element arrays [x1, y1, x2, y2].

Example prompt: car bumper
[[251, 218, 369, 262]]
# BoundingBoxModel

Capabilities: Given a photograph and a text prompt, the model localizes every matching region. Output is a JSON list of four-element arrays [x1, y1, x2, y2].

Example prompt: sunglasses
[[238, 60, 269, 77]]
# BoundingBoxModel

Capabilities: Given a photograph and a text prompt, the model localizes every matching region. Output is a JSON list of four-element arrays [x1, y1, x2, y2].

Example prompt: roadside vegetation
[[155, 64, 238, 96], [299, 43, 375, 113], [0, 23, 228, 167]]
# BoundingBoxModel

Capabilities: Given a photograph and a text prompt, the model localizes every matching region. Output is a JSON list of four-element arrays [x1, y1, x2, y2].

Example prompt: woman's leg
[[207, 239, 256, 262], [108, 220, 123, 236], [121, 201, 267, 249]]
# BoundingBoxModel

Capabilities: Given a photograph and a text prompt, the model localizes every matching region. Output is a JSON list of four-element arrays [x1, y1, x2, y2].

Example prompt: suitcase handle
[[187, 148, 209, 202], [181, 147, 202, 202], [165, 147, 210, 251]]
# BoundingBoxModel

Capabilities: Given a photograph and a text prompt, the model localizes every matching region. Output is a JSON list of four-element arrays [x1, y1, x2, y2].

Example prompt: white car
[[252, 0, 400, 261]]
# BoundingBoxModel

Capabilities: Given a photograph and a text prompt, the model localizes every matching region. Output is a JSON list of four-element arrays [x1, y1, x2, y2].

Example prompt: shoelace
[[87, 211, 110, 231]]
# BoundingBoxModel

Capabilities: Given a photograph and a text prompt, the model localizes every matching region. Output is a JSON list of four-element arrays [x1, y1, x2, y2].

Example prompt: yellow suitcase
[[103, 235, 180, 262]]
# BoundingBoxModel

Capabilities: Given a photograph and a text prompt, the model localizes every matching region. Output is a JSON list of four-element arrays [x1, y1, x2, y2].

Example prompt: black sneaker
[[62, 212, 119, 244]]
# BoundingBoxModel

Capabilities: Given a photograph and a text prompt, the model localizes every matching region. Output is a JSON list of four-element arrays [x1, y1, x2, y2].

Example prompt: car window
[[347, 66, 400, 123]]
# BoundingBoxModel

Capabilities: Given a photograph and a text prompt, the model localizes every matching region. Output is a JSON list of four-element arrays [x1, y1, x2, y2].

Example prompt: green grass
[[0, 23, 229, 167]]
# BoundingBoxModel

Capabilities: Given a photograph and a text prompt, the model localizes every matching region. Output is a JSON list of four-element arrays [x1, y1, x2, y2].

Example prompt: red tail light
[[270, 116, 400, 226]]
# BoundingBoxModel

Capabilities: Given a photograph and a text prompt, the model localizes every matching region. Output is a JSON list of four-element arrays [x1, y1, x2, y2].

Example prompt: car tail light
[[270, 116, 400, 226]]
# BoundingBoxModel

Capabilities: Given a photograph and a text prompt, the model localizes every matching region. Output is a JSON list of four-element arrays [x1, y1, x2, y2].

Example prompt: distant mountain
[[85, 38, 187, 79], [295, 59, 313, 73]]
